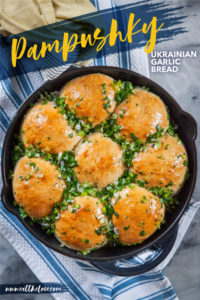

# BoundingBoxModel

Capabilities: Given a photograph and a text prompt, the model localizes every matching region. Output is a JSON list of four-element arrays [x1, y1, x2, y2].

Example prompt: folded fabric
[[0, 0, 96, 36]]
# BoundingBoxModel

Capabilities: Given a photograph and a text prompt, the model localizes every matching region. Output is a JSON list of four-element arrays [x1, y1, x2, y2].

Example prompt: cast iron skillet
[[1, 66, 197, 276]]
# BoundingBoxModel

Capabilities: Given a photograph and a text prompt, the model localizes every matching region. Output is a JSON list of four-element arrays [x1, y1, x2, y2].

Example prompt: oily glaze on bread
[[55, 196, 107, 251], [13, 157, 65, 218], [111, 185, 165, 245], [115, 89, 169, 142], [60, 73, 116, 127], [21, 101, 81, 153], [74, 132, 125, 188], [131, 134, 187, 193]]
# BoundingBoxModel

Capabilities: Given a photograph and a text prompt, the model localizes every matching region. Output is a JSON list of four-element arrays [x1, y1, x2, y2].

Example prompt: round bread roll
[[21, 101, 81, 153], [74, 132, 125, 188], [131, 134, 188, 193], [111, 185, 165, 245], [115, 88, 169, 142], [55, 196, 107, 251], [60, 73, 116, 127], [13, 157, 65, 218]]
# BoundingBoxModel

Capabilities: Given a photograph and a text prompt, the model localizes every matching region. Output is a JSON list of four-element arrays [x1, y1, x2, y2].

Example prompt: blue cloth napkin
[[0, 0, 199, 299]]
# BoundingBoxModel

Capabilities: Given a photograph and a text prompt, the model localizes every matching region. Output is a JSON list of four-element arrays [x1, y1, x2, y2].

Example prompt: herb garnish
[[146, 124, 164, 145], [112, 80, 135, 105], [11, 135, 25, 165], [99, 114, 144, 167], [148, 186, 176, 209], [40, 93, 93, 137], [123, 225, 130, 231], [140, 230, 146, 236], [101, 83, 112, 113], [10, 84, 185, 251]]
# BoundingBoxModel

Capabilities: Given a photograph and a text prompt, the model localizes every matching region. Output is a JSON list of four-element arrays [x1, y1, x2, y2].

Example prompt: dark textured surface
[[147, 0, 200, 298], [164, 210, 200, 299], [0, 234, 54, 300], [0, 0, 200, 299]]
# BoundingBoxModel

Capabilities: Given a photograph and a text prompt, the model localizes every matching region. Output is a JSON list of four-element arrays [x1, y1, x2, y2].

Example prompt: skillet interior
[[1, 66, 197, 261]]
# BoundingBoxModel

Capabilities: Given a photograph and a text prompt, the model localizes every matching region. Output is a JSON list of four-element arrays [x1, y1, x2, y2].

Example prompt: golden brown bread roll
[[60, 73, 116, 127], [115, 88, 169, 142], [13, 157, 65, 218], [55, 196, 107, 251], [21, 101, 81, 153], [131, 134, 188, 192], [74, 132, 125, 188], [111, 185, 165, 245]]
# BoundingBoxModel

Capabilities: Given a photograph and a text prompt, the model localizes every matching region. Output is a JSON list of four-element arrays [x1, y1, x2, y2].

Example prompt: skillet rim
[[1, 66, 197, 262]]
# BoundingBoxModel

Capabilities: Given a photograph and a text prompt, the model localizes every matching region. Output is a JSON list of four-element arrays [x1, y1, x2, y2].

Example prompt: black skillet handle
[[179, 111, 197, 141], [91, 226, 178, 276]]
